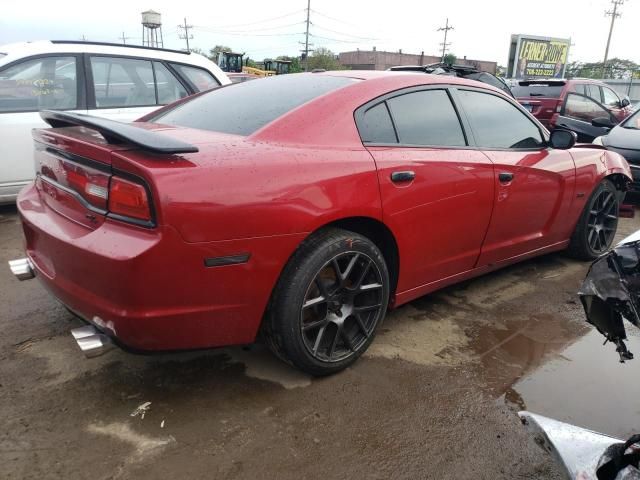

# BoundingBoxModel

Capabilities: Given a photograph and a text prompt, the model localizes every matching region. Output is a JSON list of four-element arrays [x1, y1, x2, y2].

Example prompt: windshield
[[151, 74, 357, 136], [622, 108, 640, 129]]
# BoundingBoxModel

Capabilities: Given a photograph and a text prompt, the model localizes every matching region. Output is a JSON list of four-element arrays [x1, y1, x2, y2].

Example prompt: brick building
[[338, 48, 497, 74]]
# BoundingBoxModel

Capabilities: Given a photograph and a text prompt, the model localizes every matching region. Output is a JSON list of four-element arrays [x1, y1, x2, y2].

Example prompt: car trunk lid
[[33, 111, 201, 230], [33, 127, 125, 229]]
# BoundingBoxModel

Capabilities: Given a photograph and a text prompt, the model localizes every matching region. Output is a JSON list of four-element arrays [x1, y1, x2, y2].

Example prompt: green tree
[[566, 58, 639, 79], [442, 53, 457, 65], [306, 47, 346, 71], [209, 45, 232, 63]]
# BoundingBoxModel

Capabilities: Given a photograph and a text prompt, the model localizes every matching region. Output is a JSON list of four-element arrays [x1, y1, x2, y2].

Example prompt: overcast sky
[[1, 0, 638, 65]]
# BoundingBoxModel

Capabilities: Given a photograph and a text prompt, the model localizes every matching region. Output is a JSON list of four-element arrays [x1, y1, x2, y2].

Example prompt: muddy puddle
[[468, 310, 640, 439]]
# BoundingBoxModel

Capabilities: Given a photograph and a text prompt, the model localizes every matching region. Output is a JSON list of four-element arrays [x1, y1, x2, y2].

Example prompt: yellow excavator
[[242, 66, 275, 77], [217, 52, 291, 81], [241, 59, 292, 77], [263, 59, 292, 75]]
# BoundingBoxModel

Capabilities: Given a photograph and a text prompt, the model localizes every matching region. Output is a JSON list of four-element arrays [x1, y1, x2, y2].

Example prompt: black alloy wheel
[[568, 179, 620, 260], [264, 228, 390, 376], [300, 251, 385, 363], [586, 188, 618, 254]]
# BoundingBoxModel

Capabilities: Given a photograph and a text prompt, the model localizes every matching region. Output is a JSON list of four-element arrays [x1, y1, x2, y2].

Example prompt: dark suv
[[512, 79, 633, 141], [389, 63, 514, 98]]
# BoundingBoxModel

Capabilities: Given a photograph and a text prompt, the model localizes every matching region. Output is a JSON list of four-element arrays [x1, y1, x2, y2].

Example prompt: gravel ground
[[2, 203, 638, 479]]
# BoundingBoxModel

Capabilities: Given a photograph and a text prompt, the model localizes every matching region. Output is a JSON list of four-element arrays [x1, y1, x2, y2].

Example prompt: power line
[[309, 8, 361, 28], [246, 42, 303, 54], [437, 18, 454, 61], [202, 9, 305, 30], [310, 22, 379, 41], [308, 33, 361, 44], [193, 21, 304, 35], [178, 17, 193, 52], [193, 27, 303, 37], [602, 0, 626, 78]]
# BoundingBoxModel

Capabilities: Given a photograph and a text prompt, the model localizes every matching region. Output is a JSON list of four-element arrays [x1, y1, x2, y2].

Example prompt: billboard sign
[[508, 35, 571, 79]]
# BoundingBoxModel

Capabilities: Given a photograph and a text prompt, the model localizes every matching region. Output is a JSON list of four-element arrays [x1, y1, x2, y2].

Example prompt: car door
[[601, 85, 631, 122], [86, 55, 190, 122], [453, 88, 576, 266], [555, 92, 617, 142], [0, 54, 86, 199], [357, 87, 495, 292]]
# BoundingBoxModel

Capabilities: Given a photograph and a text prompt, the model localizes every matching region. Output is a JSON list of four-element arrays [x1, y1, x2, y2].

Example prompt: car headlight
[[592, 136, 604, 146]]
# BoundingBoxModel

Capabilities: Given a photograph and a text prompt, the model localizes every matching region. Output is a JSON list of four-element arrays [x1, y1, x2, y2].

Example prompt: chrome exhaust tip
[[8, 257, 35, 281], [71, 325, 114, 358]]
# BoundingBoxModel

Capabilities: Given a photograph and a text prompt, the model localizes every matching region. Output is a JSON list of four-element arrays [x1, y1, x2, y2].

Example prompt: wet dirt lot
[[2, 204, 640, 480]]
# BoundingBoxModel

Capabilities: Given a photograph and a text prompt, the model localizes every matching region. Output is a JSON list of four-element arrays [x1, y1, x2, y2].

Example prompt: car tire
[[263, 228, 390, 376], [567, 179, 620, 260]]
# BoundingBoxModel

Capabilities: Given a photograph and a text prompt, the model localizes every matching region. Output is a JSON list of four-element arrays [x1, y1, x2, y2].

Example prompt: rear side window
[[511, 84, 564, 98], [386, 90, 466, 146], [171, 64, 220, 92], [574, 84, 586, 95], [153, 62, 188, 104], [91, 57, 155, 108], [0, 56, 77, 112], [153, 74, 356, 136], [458, 90, 544, 149], [358, 103, 397, 143]]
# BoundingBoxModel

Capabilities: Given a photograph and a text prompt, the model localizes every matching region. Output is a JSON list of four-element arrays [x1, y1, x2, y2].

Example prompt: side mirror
[[620, 96, 631, 108], [592, 116, 616, 129], [549, 129, 577, 149]]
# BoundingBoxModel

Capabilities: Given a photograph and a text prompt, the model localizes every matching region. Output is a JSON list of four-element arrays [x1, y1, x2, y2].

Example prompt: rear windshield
[[151, 74, 357, 135], [511, 84, 564, 99]]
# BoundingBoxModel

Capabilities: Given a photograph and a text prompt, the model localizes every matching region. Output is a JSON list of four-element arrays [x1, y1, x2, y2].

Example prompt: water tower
[[141, 10, 164, 48]]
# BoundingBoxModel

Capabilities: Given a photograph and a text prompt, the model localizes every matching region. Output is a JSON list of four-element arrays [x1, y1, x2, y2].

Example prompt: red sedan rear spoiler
[[39, 110, 199, 154]]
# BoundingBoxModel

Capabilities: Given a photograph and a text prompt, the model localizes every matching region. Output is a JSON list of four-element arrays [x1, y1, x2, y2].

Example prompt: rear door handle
[[390, 171, 416, 183], [498, 172, 514, 183]]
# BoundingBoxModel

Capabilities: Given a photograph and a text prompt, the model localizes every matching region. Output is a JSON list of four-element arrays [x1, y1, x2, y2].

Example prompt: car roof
[[317, 69, 508, 95], [0, 40, 231, 85], [248, 71, 526, 147]]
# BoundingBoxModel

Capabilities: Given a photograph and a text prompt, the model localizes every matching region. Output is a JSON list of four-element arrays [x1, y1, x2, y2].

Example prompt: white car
[[0, 40, 231, 204]]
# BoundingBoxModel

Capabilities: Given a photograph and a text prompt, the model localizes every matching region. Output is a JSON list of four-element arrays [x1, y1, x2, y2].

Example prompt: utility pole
[[178, 17, 193, 52], [303, 0, 311, 71], [120, 32, 132, 45], [437, 18, 454, 62], [602, 0, 625, 78]]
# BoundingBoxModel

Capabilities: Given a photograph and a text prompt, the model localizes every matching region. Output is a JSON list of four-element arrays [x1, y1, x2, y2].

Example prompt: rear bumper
[[17, 183, 304, 351]]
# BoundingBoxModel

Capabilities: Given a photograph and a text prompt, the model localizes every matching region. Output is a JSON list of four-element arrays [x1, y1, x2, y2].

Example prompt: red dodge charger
[[9, 71, 632, 375]]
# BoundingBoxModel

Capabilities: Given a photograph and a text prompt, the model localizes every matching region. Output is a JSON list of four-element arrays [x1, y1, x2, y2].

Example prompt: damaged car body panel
[[579, 230, 640, 362], [520, 411, 640, 479]]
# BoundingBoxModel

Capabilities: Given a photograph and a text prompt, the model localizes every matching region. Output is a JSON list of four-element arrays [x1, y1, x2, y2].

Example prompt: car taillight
[[108, 176, 152, 223], [65, 167, 109, 210]]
